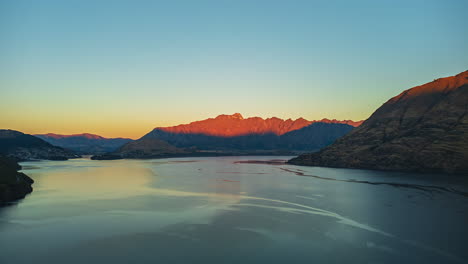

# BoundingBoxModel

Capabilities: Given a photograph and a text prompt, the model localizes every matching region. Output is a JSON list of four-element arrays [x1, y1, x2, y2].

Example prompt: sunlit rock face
[[144, 122, 356, 152], [93, 115, 363, 159], [155, 113, 361, 137], [138, 114, 361, 152], [289, 71, 468, 174]]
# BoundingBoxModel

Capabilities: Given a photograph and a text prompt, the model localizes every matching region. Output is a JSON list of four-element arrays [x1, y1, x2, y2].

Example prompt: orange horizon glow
[[1, 113, 368, 140]]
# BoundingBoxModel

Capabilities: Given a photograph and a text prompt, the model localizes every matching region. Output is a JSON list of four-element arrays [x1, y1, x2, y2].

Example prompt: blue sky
[[1, 0, 467, 138]]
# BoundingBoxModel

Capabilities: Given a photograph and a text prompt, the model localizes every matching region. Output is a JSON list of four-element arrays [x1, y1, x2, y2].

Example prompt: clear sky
[[1, 0, 467, 139]]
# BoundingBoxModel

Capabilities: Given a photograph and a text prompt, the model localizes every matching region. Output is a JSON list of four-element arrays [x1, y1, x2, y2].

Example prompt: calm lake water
[[1, 156, 467, 264]]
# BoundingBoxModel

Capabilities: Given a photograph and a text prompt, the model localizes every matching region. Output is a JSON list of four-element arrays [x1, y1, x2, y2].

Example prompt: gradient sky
[[1, 0, 467, 139]]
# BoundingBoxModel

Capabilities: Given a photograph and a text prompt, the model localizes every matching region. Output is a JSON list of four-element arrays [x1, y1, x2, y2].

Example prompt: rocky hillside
[[289, 71, 468, 174], [0, 155, 34, 203], [0, 129, 80, 161], [35, 133, 132, 154]]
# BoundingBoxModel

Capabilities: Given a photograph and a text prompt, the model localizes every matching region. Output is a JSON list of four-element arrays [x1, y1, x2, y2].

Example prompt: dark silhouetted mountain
[[91, 138, 189, 160], [279, 122, 356, 150], [0, 129, 79, 161], [0, 155, 34, 203], [35, 133, 132, 154], [289, 71, 468, 174]]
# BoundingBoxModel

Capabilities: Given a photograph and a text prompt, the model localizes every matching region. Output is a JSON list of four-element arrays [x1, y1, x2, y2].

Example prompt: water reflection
[[0, 157, 466, 264], [38, 166, 155, 198]]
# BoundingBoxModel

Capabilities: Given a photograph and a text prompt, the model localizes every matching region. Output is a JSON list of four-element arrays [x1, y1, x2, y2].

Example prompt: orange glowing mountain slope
[[156, 113, 363, 137]]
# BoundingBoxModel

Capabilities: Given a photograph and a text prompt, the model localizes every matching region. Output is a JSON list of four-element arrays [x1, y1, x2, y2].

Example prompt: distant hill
[[35, 133, 132, 154], [289, 70, 468, 174], [0, 129, 79, 161], [91, 138, 189, 160]]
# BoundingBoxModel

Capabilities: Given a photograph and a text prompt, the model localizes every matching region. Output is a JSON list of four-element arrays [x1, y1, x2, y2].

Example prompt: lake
[[0, 156, 467, 264]]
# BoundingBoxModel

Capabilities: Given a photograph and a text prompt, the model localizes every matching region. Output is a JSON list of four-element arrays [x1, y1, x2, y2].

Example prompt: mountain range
[[92, 115, 361, 159], [289, 70, 468, 174], [1, 71, 466, 174], [145, 117, 356, 151], [0, 129, 80, 161], [155, 113, 362, 137], [1, 114, 362, 161], [35, 133, 132, 154]]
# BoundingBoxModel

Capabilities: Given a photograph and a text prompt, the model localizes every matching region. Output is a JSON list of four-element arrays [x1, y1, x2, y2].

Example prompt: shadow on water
[[0, 191, 33, 208], [235, 159, 288, 165], [279, 167, 468, 197], [233, 159, 468, 197], [0, 199, 24, 230]]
